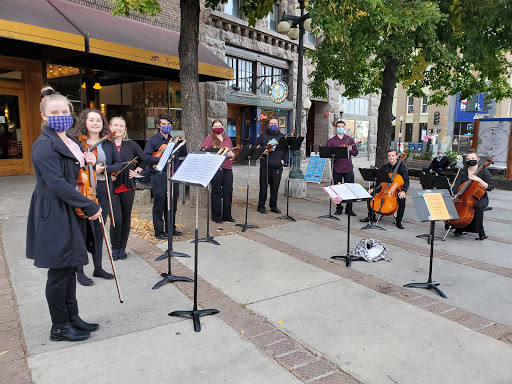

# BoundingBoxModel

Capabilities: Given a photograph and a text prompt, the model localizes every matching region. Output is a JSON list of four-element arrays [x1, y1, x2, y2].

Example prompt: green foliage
[[307, 0, 512, 104], [444, 149, 459, 164], [238, 0, 280, 27], [110, 0, 162, 17]]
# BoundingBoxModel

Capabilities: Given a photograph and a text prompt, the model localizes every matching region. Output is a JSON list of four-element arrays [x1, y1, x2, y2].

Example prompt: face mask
[[212, 127, 224, 135], [466, 159, 478, 167], [46, 115, 74, 132], [269, 124, 278, 132], [437, 155, 443, 160], [160, 124, 172, 134], [337, 127, 345, 135]]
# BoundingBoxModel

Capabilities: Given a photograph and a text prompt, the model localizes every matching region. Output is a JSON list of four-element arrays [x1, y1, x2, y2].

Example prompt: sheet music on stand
[[323, 183, 372, 205], [155, 142, 176, 172], [171, 152, 226, 187]]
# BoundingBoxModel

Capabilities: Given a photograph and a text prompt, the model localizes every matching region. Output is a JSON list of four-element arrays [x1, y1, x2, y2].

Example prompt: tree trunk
[[180, 0, 208, 207], [376, 56, 399, 168]]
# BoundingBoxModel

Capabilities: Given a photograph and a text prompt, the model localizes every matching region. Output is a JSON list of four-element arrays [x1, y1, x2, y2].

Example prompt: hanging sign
[[269, 80, 288, 104]]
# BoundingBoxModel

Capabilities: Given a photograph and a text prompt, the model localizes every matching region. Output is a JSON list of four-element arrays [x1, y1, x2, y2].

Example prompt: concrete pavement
[[1, 157, 512, 383]]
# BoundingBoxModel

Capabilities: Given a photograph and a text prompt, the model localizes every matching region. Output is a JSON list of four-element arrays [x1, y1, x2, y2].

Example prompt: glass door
[[0, 89, 25, 161]]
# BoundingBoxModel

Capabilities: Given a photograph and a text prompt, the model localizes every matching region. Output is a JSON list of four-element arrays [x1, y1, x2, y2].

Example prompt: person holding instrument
[[74, 109, 121, 286], [360, 149, 409, 229], [326, 119, 358, 216], [451, 150, 493, 240], [201, 119, 236, 224], [144, 114, 186, 239], [110, 116, 148, 259], [256, 118, 287, 214], [27, 87, 102, 341]]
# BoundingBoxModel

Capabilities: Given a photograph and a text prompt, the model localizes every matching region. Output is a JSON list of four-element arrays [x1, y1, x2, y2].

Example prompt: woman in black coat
[[27, 87, 102, 341], [74, 109, 122, 286], [109, 116, 148, 259]]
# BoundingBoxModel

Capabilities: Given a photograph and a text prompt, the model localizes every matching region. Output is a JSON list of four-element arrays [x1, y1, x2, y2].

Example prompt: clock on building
[[269, 80, 288, 104]]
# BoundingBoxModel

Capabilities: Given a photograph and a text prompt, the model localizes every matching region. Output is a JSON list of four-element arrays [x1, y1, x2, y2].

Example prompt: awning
[[0, 0, 84, 52], [0, 0, 233, 81]]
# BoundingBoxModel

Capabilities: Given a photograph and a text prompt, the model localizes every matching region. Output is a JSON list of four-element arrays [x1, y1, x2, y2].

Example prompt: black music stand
[[235, 145, 265, 232], [277, 136, 303, 221], [328, 184, 373, 267], [403, 189, 459, 298], [168, 152, 225, 332], [153, 152, 192, 290], [358, 168, 391, 231], [318, 146, 349, 220], [417, 174, 451, 243], [191, 148, 220, 245]]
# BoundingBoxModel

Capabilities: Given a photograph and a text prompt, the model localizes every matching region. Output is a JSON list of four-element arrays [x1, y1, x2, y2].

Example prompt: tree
[[307, 0, 512, 166]]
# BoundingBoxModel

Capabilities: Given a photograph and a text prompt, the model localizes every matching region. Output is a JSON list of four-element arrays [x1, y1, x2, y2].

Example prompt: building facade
[[0, 0, 378, 176]]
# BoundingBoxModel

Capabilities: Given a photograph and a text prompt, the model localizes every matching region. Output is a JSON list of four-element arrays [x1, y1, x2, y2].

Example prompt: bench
[[405, 159, 457, 180]]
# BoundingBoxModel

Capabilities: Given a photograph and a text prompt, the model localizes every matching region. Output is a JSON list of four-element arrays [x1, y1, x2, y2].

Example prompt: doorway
[[306, 101, 316, 156]]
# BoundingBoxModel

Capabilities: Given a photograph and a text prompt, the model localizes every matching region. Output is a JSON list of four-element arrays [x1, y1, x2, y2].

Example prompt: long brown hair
[[211, 119, 223, 148], [75, 108, 110, 139]]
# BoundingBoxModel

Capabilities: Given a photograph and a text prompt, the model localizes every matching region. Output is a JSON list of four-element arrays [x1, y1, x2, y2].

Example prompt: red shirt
[[325, 134, 358, 173], [114, 144, 135, 193], [201, 134, 233, 170]]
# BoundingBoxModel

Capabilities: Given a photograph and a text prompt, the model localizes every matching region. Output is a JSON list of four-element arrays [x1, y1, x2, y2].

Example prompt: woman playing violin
[[452, 150, 493, 240], [201, 119, 236, 224], [110, 116, 148, 259], [74, 109, 121, 285], [26, 87, 102, 341], [326, 120, 358, 216]]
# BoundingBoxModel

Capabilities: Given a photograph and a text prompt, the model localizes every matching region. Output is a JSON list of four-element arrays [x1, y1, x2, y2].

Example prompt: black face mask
[[466, 160, 478, 167]]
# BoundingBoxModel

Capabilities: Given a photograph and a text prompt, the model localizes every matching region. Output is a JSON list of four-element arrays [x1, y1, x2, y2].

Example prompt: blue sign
[[417, 143, 423, 151], [305, 155, 327, 183], [456, 93, 488, 122], [408, 143, 416, 150], [227, 124, 236, 138]]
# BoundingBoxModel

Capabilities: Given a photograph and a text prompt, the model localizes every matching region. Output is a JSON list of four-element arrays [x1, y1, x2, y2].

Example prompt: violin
[[112, 157, 138, 177], [75, 132, 123, 303], [152, 135, 183, 158], [216, 145, 242, 156], [370, 153, 407, 216], [446, 157, 493, 229]]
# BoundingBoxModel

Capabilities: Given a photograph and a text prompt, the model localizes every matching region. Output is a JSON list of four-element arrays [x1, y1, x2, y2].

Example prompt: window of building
[[421, 96, 429, 114], [268, 4, 278, 31], [407, 96, 414, 114], [260, 65, 285, 95], [339, 96, 369, 116], [224, 0, 239, 18], [306, 31, 316, 45], [419, 122, 428, 141], [225, 56, 254, 93], [405, 123, 413, 142]]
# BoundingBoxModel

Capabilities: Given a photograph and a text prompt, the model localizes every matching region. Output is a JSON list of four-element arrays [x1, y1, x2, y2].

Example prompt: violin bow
[[103, 166, 116, 228], [113, 156, 138, 177], [98, 215, 124, 303]]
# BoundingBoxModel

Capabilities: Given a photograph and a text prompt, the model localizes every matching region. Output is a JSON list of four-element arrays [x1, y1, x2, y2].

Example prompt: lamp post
[[398, 115, 404, 152], [333, 102, 345, 125], [277, 0, 312, 179]]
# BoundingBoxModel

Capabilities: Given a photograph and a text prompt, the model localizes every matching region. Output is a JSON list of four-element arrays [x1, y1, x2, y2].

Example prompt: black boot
[[77, 271, 94, 286], [50, 323, 90, 342], [334, 205, 343, 215], [93, 267, 114, 280], [70, 315, 99, 332], [476, 230, 488, 241]]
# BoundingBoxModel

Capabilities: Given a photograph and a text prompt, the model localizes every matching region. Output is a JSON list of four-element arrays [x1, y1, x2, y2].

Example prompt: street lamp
[[278, 0, 312, 179], [333, 102, 345, 125], [399, 115, 404, 152]]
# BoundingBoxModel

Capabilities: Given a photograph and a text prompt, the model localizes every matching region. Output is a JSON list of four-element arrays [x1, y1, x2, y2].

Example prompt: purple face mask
[[47, 115, 74, 132], [269, 124, 278, 131], [160, 124, 172, 134]]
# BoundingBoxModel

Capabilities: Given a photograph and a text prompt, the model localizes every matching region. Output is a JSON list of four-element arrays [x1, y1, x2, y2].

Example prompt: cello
[[370, 153, 407, 216], [76, 133, 124, 303], [446, 157, 493, 229]]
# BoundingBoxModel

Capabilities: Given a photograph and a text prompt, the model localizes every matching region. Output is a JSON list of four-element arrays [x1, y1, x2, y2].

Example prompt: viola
[[152, 135, 183, 158], [446, 157, 493, 229], [370, 153, 407, 216]]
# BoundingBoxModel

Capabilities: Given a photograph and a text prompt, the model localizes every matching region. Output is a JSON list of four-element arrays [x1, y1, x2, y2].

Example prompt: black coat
[[26, 126, 101, 268], [254, 130, 288, 168], [144, 131, 187, 174], [113, 140, 149, 190]]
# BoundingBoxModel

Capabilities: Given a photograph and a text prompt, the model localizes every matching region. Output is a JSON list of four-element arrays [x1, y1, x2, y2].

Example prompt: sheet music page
[[330, 184, 356, 200], [171, 153, 225, 187], [155, 142, 176, 172], [322, 186, 341, 204], [345, 183, 372, 199]]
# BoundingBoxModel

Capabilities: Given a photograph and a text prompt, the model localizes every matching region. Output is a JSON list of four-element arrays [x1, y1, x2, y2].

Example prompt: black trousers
[[333, 170, 355, 212], [210, 168, 233, 221], [258, 165, 282, 210], [367, 195, 406, 221], [46, 267, 79, 325], [110, 189, 135, 250], [151, 172, 178, 236]]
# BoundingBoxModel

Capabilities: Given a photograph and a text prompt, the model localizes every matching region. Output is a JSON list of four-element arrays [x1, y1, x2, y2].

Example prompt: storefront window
[[343, 119, 369, 152], [0, 94, 22, 159], [46, 64, 82, 117], [0, 69, 22, 82]]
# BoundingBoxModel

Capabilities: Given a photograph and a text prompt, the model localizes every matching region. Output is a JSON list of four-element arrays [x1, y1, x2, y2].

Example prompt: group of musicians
[[26, 87, 493, 342]]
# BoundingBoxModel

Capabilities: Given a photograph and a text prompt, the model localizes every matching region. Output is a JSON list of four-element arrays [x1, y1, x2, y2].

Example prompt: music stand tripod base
[[152, 273, 193, 290], [235, 223, 259, 232], [169, 308, 220, 333], [193, 236, 220, 245], [330, 254, 360, 268], [403, 281, 447, 299], [155, 249, 190, 262]]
